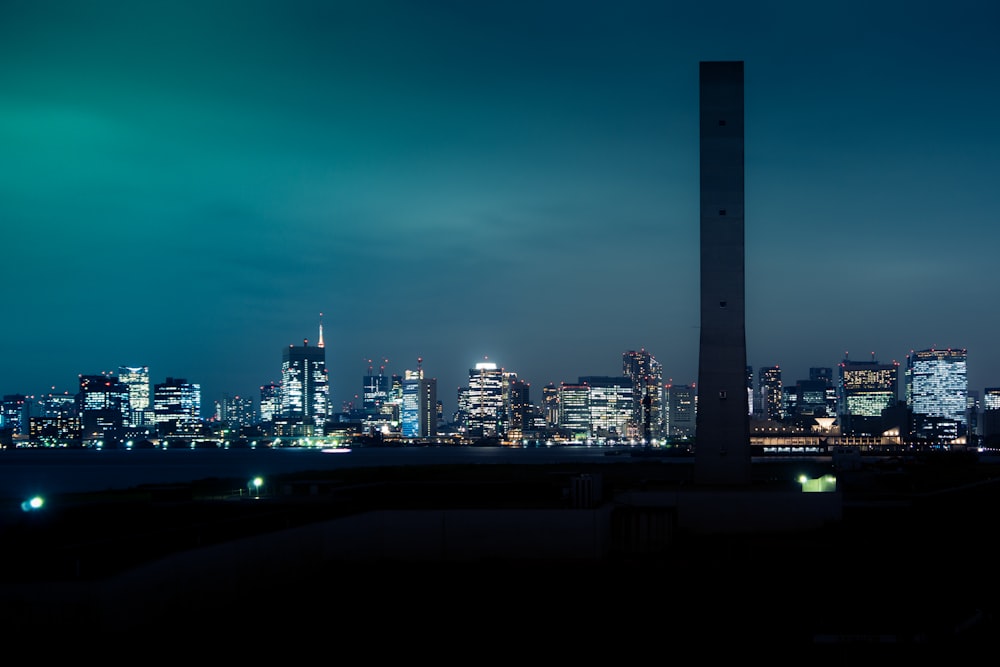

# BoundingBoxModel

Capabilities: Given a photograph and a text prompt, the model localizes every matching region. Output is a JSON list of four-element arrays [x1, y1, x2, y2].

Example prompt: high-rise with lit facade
[[983, 388, 1000, 443], [542, 383, 559, 427], [623, 349, 663, 440], [985, 388, 1000, 411], [758, 365, 782, 421], [664, 383, 696, 442], [838, 356, 899, 436], [580, 376, 633, 441], [505, 375, 532, 437], [1, 394, 28, 436], [465, 361, 504, 438], [557, 382, 590, 437], [279, 322, 329, 436], [401, 362, 437, 439], [259, 381, 279, 425], [905, 347, 968, 442], [118, 365, 151, 427], [32, 391, 80, 444], [78, 374, 129, 441], [695, 60, 751, 484], [362, 360, 391, 416], [793, 379, 830, 420], [220, 394, 256, 432], [810, 367, 838, 417], [153, 377, 202, 436]]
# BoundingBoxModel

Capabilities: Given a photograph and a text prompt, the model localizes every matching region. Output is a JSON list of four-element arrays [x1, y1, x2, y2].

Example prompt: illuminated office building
[[259, 382, 279, 424], [557, 382, 591, 437], [794, 379, 830, 419], [580, 376, 634, 441], [623, 349, 664, 439], [837, 356, 899, 435], [664, 383, 696, 441], [505, 374, 532, 436], [38, 391, 76, 419], [153, 377, 202, 435], [967, 390, 980, 441], [221, 394, 256, 430], [810, 367, 838, 417], [118, 365, 151, 427], [29, 414, 81, 444], [758, 366, 782, 421], [401, 363, 437, 439], [466, 361, 504, 438], [542, 383, 559, 427], [1, 394, 28, 435], [279, 326, 329, 436], [77, 374, 129, 440], [905, 347, 968, 441], [983, 388, 1000, 442], [781, 384, 797, 420], [455, 386, 471, 424], [363, 366, 391, 416]]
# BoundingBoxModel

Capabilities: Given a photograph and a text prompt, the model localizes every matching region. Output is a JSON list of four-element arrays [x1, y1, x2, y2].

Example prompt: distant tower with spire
[[277, 315, 330, 436], [402, 356, 437, 438]]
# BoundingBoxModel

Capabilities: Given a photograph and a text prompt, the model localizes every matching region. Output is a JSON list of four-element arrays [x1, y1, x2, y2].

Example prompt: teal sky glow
[[3, 0, 999, 414]]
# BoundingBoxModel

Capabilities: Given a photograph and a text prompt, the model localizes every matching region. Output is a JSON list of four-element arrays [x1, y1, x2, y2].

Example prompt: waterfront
[[0, 444, 640, 500]]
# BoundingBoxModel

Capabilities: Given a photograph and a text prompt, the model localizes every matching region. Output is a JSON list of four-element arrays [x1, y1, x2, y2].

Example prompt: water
[[0, 445, 624, 500]]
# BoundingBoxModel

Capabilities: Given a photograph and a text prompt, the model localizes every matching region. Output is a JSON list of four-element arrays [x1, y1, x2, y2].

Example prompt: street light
[[21, 495, 44, 512], [249, 476, 263, 498]]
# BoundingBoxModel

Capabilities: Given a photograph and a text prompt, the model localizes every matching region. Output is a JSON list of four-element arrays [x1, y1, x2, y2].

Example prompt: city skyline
[[3, 338, 980, 421], [3, 1, 999, 413]]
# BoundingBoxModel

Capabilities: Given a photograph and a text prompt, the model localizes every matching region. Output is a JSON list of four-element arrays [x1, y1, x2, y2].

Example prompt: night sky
[[3, 0, 998, 417]]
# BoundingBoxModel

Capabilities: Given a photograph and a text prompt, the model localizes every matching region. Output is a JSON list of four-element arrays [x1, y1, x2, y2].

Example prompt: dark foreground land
[[1, 450, 998, 662]]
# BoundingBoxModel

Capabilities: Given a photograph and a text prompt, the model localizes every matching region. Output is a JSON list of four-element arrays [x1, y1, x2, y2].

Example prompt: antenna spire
[[318, 312, 325, 348]]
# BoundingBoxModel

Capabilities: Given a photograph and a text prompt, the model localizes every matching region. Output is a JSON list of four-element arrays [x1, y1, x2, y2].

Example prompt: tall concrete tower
[[695, 61, 752, 484]]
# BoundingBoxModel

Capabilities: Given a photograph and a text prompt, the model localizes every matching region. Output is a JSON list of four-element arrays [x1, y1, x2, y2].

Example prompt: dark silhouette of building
[[694, 60, 751, 484]]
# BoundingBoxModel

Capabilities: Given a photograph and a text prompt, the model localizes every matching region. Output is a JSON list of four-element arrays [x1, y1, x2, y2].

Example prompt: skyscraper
[[220, 394, 256, 432], [0, 394, 28, 436], [664, 383, 697, 442], [362, 359, 390, 416], [985, 388, 1000, 411], [77, 374, 129, 442], [838, 356, 899, 436], [622, 349, 664, 440], [905, 347, 968, 442], [694, 60, 751, 484], [557, 382, 590, 437], [580, 376, 634, 441], [118, 365, 151, 427], [465, 361, 503, 438], [401, 361, 437, 439], [505, 375, 532, 436], [758, 365, 782, 421], [278, 322, 329, 436], [153, 377, 202, 436], [259, 381, 279, 425]]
